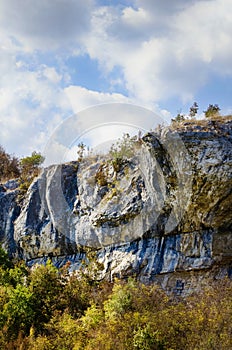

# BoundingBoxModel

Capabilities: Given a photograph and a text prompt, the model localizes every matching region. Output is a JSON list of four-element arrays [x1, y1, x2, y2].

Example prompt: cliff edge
[[1, 117, 231, 294]]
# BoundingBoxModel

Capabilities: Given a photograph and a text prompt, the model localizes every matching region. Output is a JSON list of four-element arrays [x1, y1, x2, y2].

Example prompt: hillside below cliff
[[0, 117, 232, 295]]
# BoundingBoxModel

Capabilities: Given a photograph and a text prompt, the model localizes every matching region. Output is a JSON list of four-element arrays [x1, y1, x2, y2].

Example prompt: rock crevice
[[0, 118, 231, 294]]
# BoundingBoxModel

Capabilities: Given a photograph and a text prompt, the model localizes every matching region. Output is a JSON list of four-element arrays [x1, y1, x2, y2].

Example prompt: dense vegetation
[[0, 246, 231, 350]]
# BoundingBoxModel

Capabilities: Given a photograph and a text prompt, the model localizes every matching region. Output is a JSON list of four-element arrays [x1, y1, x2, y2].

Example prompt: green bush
[[171, 113, 186, 123], [109, 133, 136, 172], [20, 152, 44, 177], [204, 104, 220, 118], [0, 253, 231, 350], [19, 151, 45, 194]]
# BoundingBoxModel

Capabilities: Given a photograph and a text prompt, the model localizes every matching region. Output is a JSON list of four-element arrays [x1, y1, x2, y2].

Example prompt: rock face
[[0, 118, 232, 294]]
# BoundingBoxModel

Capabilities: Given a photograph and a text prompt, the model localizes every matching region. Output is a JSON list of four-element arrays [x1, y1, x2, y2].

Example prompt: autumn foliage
[[0, 247, 231, 350], [0, 146, 20, 181]]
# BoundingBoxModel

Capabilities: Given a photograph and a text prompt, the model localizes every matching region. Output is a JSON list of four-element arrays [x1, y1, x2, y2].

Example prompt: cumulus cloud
[[0, 46, 71, 156], [65, 85, 131, 112], [1, 0, 232, 157], [65, 85, 167, 124], [0, 0, 94, 50], [85, 0, 232, 103], [0, 0, 94, 155]]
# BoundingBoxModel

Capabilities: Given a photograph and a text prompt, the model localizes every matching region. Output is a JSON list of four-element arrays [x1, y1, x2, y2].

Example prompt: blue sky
[[0, 0, 232, 158]]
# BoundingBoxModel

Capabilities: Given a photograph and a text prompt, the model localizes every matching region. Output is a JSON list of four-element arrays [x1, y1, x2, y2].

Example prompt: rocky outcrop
[[0, 180, 20, 254], [0, 118, 232, 294]]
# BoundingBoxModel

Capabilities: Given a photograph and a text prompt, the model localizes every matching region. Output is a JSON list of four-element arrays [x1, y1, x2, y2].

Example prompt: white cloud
[[0, 0, 232, 158], [0, 0, 94, 51], [173, 0, 232, 72], [65, 85, 168, 123], [42, 67, 62, 84], [85, 0, 232, 103], [65, 85, 131, 112], [0, 46, 71, 156]]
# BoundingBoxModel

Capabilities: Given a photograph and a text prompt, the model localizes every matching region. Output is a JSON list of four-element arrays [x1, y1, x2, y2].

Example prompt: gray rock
[[1, 118, 232, 294], [3, 179, 19, 190]]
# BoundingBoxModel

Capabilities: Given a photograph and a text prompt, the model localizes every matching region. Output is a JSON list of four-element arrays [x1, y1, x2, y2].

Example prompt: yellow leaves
[[0, 258, 232, 350], [81, 304, 104, 330]]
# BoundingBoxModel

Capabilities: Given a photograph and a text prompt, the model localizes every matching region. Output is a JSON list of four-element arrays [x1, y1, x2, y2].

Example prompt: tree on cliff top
[[189, 102, 199, 118], [204, 104, 220, 118], [20, 151, 44, 178], [19, 151, 45, 193]]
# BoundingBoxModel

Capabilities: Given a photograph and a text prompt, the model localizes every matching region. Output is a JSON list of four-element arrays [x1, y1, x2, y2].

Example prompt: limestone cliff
[[0, 118, 231, 294]]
